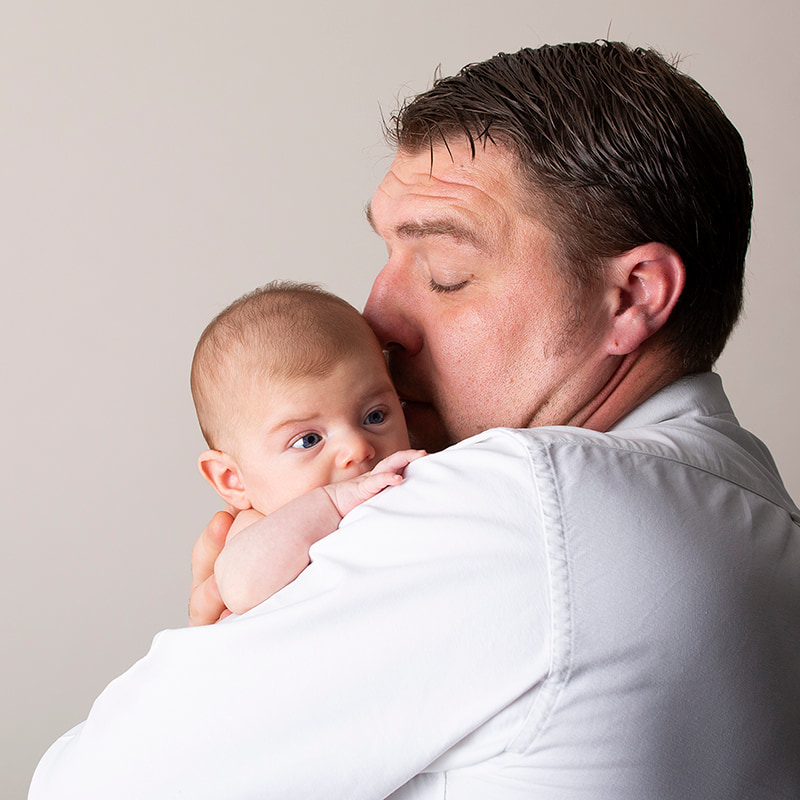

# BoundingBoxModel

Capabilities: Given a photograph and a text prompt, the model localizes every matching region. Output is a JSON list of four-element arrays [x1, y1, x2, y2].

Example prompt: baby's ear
[[197, 450, 252, 510]]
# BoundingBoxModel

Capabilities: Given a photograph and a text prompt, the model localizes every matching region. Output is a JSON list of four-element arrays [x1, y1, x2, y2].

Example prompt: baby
[[190, 281, 423, 615]]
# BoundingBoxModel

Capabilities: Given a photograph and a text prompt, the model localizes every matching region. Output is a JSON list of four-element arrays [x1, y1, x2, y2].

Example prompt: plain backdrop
[[2, 1, 798, 796]]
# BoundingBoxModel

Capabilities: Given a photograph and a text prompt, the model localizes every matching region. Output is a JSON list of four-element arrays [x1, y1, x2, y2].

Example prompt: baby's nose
[[335, 432, 376, 471]]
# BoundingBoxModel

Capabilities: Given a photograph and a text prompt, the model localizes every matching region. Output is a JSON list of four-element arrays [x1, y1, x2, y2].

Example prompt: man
[[32, 42, 800, 799]]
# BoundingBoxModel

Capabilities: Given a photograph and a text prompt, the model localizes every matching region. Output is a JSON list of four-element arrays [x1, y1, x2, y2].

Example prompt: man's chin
[[402, 401, 452, 453]]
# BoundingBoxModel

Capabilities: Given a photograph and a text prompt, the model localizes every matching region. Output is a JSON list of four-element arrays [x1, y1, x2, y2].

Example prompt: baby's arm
[[226, 508, 267, 539], [214, 449, 425, 615]]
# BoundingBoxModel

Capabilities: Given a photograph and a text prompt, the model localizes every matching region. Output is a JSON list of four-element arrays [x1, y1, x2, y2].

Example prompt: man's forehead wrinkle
[[381, 152, 506, 203], [369, 151, 518, 252], [366, 167, 414, 231], [385, 186, 496, 248]]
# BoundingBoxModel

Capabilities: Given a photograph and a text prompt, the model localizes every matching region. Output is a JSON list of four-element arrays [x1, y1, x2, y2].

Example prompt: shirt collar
[[611, 372, 735, 432]]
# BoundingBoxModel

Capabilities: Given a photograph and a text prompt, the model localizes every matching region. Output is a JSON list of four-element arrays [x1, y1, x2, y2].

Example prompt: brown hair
[[388, 41, 752, 372], [191, 282, 381, 450]]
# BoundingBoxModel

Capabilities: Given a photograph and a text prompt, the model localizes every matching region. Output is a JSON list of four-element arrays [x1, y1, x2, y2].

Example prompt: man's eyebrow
[[365, 202, 377, 232], [364, 202, 485, 250]]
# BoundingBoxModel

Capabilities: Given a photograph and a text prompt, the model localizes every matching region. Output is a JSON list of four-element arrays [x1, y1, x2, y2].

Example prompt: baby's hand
[[324, 449, 426, 519]]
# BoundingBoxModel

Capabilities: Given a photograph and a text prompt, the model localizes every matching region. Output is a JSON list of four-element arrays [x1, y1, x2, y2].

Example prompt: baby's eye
[[291, 432, 323, 450], [363, 409, 386, 426]]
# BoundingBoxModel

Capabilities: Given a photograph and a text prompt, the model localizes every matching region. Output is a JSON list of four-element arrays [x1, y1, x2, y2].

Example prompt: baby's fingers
[[372, 448, 427, 474], [359, 470, 404, 497]]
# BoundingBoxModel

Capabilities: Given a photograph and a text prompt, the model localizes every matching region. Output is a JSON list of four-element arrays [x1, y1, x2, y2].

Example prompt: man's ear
[[605, 242, 685, 356], [197, 450, 252, 510]]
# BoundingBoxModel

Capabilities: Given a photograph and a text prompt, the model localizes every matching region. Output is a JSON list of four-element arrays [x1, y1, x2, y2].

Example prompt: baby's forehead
[[234, 345, 385, 400]]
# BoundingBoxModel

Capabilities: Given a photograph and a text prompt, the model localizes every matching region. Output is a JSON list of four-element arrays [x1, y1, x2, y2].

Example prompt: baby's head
[[191, 282, 409, 515]]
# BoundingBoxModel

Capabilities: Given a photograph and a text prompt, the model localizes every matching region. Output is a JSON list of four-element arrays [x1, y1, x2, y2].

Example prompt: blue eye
[[364, 409, 385, 426], [291, 432, 323, 450]]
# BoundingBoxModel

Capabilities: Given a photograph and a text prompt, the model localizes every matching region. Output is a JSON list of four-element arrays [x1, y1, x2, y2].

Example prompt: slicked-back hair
[[191, 281, 381, 451], [388, 41, 753, 372]]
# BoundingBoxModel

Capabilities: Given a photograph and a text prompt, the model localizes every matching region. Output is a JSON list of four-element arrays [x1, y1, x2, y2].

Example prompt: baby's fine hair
[[191, 281, 380, 450]]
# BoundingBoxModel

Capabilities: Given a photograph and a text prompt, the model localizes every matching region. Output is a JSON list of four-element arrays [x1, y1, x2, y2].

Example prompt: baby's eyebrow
[[269, 415, 319, 434], [366, 384, 400, 402]]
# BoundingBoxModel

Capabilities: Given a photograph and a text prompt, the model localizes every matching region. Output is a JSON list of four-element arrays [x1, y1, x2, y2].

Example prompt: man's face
[[233, 344, 409, 516], [363, 140, 614, 451]]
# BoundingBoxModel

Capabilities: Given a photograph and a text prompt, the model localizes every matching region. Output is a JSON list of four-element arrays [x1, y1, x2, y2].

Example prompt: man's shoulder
[[409, 371, 795, 518], [438, 425, 654, 470]]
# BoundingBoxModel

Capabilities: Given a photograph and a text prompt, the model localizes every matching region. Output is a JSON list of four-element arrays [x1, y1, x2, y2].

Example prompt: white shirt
[[30, 373, 800, 799]]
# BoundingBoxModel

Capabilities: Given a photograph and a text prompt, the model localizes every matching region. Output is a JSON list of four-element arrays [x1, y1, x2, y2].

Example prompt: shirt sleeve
[[29, 431, 552, 800]]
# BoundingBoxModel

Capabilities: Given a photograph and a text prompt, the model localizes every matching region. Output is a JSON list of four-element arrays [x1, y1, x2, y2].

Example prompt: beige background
[[2, 1, 797, 796]]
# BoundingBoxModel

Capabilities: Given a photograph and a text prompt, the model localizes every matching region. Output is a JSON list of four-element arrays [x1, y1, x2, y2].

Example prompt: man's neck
[[570, 346, 687, 433]]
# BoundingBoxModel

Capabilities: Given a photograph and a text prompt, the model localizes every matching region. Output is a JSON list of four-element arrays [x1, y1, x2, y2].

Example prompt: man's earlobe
[[197, 450, 252, 510], [607, 242, 685, 356]]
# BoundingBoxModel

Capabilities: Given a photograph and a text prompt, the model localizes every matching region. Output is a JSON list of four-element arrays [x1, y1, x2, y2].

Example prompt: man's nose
[[363, 263, 423, 356], [335, 432, 376, 471]]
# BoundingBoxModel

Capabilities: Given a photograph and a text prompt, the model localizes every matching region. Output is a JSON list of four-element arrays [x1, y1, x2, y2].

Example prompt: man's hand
[[324, 449, 426, 518], [189, 506, 236, 626]]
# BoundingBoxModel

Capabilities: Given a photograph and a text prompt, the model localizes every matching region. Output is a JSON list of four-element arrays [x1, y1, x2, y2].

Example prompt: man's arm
[[189, 507, 235, 626], [29, 432, 550, 800]]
